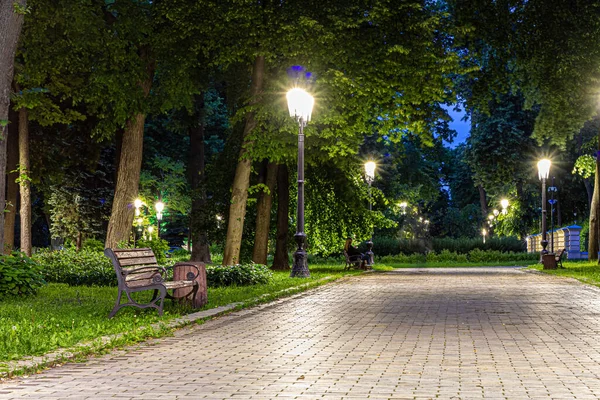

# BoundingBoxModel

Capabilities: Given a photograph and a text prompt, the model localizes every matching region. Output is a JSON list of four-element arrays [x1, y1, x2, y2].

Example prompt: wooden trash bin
[[542, 253, 558, 270], [173, 261, 208, 308]]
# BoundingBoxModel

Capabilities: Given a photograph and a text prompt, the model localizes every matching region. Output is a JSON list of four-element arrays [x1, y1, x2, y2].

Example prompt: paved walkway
[[3, 267, 600, 399]]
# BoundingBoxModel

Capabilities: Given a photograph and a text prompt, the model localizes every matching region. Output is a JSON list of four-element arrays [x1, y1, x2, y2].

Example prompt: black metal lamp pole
[[365, 174, 374, 266], [548, 177, 558, 253], [291, 117, 310, 278]]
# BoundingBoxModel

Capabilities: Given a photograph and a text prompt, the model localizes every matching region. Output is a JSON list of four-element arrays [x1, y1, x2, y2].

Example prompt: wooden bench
[[555, 248, 566, 269], [104, 248, 200, 318], [344, 250, 364, 270]]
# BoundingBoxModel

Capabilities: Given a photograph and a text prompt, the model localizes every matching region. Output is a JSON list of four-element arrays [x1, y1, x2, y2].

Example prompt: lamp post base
[[291, 248, 310, 277], [365, 239, 374, 267], [290, 233, 310, 278]]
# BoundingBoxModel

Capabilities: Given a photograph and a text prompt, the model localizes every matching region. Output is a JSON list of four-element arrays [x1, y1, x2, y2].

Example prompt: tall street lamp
[[287, 87, 314, 278], [537, 159, 551, 255], [155, 201, 164, 239], [365, 161, 376, 266], [482, 228, 487, 244]]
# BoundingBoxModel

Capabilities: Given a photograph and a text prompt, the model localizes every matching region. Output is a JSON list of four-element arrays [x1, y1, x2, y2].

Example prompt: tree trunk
[[3, 107, 18, 254], [584, 178, 593, 209], [105, 50, 153, 249], [272, 164, 290, 270], [223, 55, 265, 265], [105, 113, 146, 249], [588, 139, 600, 261], [477, 184, 488, 218], [18, 106, 31, 256], [515, 180, 527, 239], [0, 0, 25, 253], [252, 161, 278, 265], [189, 94, 211, 262]]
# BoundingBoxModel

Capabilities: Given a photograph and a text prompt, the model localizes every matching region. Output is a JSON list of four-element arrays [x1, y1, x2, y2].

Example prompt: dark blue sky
[[445, 107, 470, 148]]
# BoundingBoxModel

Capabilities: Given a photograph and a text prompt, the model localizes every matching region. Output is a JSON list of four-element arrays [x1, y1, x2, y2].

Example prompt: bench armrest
[[123, 266, 167, 283], [166, 263, 201, 281]]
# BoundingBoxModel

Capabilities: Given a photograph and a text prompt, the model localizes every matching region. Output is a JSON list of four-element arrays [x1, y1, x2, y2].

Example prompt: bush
[[368, 236, 526, 256], [432, 237, 526, 253], [206, 263, 273, 287], [34, 248, 116, 286], [135, 238, 170, 264], [82, 238, 105, 252], [0, 252, 46, 297]]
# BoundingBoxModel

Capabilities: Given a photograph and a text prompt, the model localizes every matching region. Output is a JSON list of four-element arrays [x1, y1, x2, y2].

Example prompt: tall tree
[[3, 108, 18, 253], [0, 0, 26, 252], [252, 161, 278, 264]]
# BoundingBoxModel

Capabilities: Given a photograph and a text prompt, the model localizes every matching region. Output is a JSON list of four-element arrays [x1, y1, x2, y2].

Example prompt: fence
[[525, 225, 585, 259]]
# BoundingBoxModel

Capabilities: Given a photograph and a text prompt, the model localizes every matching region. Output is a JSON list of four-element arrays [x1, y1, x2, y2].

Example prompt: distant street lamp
[[399, 201, 408, 215], [493, 209, 499, 217], [537, 159, 551, 255], [500, 199, 509, 214], [365, 161, 376, 266], [482, 228, 487, 244], [134, 198, 143, 216], [287, 87, 314, 278], [155, 201, 165, 239], [147, 226, 154, 241]]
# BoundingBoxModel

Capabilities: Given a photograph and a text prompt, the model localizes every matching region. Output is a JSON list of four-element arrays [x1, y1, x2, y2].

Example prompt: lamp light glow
[[500, 199, 509, 210], [493, 209, 499, 216], [134, 199, 143, 209], [286, 88, 314, 123], [537, 159, 551, 180], [365, 161, 376, 180]]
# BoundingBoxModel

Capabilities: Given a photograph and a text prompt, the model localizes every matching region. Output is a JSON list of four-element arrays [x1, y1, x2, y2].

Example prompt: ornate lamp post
[[287, 87, 314, 278], [155, 201, 164, 239], [365, 161, 376, 266], [537, 159, 551, 255]]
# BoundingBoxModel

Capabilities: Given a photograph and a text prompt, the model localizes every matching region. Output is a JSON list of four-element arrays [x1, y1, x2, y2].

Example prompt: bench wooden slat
[[112, 249, 155, 258], [118, 256, 158, 266]]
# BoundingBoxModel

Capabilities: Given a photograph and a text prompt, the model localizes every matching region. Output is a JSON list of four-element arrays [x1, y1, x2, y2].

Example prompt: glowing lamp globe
[[537, 159, 551, 180], [286, 88, 314, 123]]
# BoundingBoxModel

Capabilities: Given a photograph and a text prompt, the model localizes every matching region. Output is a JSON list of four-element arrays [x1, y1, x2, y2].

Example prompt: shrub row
[[206, 264, 273, 287], [360, 236, 526, 256], [33, 248, 116, 287], [0, 252, 46, 298], [377, 249, 539, 264], [33, 248, 272, 287]]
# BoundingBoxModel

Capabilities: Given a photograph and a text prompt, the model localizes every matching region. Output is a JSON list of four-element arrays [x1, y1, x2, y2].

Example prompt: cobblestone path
[[3, 267, 600, 399]]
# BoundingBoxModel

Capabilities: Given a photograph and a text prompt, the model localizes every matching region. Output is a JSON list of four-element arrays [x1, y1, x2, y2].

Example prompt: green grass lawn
[[0, 264, 372, 365], [528, 260, 600, 286]]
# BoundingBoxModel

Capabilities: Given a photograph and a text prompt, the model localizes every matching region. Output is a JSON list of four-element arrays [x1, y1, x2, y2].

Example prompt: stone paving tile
[[4, 268, 600, 399]]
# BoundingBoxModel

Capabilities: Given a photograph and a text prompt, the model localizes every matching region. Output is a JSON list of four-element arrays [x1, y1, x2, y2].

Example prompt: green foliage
[[82, 238, 105, 252], [33, 249, 116, 287], [573, 155, 596, 179], [378, 249, 538, 264], [432, 237, 525, 254], [206, 264, 273, 287], [0, 252, 45, 298], [366, 236, 526, 256], [134, 238, 170, 265]]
